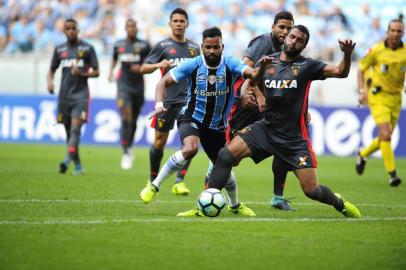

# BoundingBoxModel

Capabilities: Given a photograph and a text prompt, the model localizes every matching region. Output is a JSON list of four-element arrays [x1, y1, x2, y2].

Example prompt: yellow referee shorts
[[368, 90, 402, 127]]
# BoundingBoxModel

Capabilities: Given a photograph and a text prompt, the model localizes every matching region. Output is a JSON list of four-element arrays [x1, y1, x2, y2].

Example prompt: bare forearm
[[140, 63, 159, 74], [337, 53, 352, 78], [47, 70, 54, 84], [357, 69, 365, 90]]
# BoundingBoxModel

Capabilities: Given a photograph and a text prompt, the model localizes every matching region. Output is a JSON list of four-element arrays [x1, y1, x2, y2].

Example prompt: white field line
[[0, 199, 406, 208], [1, 216, 406, 225]]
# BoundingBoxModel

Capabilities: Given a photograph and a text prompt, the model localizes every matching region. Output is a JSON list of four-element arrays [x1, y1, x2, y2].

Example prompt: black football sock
[[305, 185, 344, 212], [120, 119, 133, 154], [208, 147, 236, 190], [272, 157, 289, 196], [150, 146, 164, 181]]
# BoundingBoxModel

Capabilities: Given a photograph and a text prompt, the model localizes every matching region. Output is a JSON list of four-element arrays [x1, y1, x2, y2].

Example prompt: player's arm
[[240, 79, 266, 112], [243, 55, 274, 83], [108, 45, 118, 82], [242, 56, 255, 68], [47, 48, 60, 94], [357, 68, 368, 105], [323, 39, 355, 78], [149, 73, 176, 118], [140, 60, 171, 74]]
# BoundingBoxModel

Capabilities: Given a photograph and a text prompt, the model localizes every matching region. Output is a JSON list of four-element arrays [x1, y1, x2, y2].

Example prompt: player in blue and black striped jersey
[[109, 19, 151, 170], [206, 25, 361, 218], [47, 19, 99, 175], [140, 27, 272, 216]]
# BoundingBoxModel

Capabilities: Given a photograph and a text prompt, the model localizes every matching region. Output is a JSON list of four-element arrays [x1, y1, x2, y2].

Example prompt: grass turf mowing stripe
[[1, 199, 406, 208], [1, 216, 406, 225]]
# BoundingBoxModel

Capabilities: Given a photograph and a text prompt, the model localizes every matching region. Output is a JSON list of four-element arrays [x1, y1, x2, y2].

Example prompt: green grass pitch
[[0, 144, 405, 270]]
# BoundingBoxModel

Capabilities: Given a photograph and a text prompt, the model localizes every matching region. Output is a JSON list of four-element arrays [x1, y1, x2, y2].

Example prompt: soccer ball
[[197, 188, 226, 217]]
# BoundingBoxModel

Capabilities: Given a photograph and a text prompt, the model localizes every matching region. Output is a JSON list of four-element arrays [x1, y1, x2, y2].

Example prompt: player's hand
[[71, 66, 82, 76], [256, 94, 266, 112], [306, 112, 311, 123], [338, 39, 356, 55], [130, 64, 142, 74], [108, 72, 115, 82], [241, 93, 258, 109], [358, 89, 368, 105], [47, 82, 54, 94], [258, 55, 275, 69], [157, 60, 171, 69], [148, 102, 167, 119]]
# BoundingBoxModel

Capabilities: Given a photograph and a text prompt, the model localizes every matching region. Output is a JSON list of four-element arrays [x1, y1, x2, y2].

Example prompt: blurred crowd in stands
[[0, 0, 404, 61]]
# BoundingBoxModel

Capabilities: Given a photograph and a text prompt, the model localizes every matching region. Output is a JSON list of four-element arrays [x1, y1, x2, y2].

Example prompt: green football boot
[[227, 203, 256, 216], [176, 208, 204, 217], [140, 182, 159, 203], [335, 193, 361, 218], [172, 182, 191, 195]]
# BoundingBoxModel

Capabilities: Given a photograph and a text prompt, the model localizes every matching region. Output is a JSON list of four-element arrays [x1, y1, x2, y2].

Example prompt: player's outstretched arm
[[149, 73, 176, 119], [243, 55, 274, 83], [323, 39, 355, 78], [140, 60, 171, 74], [240, 79, 266, 112]]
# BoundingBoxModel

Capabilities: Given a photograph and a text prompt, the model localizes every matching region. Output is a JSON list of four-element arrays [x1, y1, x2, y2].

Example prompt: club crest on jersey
[[291, 65, 300, 76], [188, 48, 196, 56], [298, 156, 308, 166], [134, 47, 141, 53], [264, 79, 297, 89], [208, 75, 216, 85], [77, 49, 86, 58]]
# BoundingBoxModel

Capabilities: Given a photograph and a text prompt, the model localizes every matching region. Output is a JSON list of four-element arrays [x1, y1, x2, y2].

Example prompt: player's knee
[[217, 147, 237, 166], [182, 145, 198, 160]]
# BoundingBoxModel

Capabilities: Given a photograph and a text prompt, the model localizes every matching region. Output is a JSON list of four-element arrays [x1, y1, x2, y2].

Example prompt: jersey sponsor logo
[[169, 48, 177, 54], [298, 156, 308, 166], [291, 66, 300, 76], [197, 74, 207, 82], [264, 79, 298, 89], [118, 53, 141, 62], [168, 58, 188, 67], [194, 88, 229, 97], [188, 48, 197, 57], [216, 74, 225, 83], [208, 75, 216, 84], [60, 51, 69, 59], [60, 58, 85, 68]]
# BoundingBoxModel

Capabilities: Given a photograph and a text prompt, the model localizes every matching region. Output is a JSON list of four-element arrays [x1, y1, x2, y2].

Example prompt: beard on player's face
[[204, 53, 221, 67], [282, 41, 302, 58]]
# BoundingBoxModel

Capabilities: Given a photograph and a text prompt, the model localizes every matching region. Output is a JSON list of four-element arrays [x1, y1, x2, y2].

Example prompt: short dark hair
[[170, 7, 188, 21], [274, 11, 294, 25], [65, 18, 77, 25], [388, 19, 404, 30], [202, 26, 222, 40], [126, 18, 136, 25], [291, 25, 310, 45]]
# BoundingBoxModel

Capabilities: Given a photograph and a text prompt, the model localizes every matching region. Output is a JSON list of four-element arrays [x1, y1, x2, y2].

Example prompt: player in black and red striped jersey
[[109, 19, 151, 170]]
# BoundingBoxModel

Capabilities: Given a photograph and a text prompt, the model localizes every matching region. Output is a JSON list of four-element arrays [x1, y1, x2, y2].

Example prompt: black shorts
[[117, 90, 144, 109], [238, 119, 317, 169], [226, 99, 262, 143], [150, 103, 184, 132], [57, 100, 89, 124], [177, 114, 226, 162]]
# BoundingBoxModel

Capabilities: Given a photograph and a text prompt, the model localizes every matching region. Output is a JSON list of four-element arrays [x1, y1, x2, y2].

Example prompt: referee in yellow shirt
[[357, 19, 406, 187]]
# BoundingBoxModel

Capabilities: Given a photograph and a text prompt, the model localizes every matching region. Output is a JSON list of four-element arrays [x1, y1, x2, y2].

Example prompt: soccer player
[[108, 19, 151, 170], [140, 8, 200, 195], [356, 19, 405, 187], [228, 11, 295, 211], [202, 25, 361, 218], [140, 26, 272, 216], [47, 19, 99, 175]]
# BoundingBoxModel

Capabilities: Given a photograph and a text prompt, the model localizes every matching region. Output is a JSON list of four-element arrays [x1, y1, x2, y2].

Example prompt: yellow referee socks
[[380, 141, 396, 173], [360, 137, 380, 158]]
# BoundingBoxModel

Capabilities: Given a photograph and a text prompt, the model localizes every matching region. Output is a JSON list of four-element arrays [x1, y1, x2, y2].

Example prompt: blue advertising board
[[0, 95, 405, 157]]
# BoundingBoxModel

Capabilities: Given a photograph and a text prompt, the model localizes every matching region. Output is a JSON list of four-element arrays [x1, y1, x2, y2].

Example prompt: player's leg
[[57, 102, 72, 173], [295, 168, 361, 218], [68, 117, 85, 175], [149, 130, 167, 181], [140, 119, 200, 203], [119, 104, 134, 170], [271, 156, 293, 211], [378, 122, 401, 186]]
